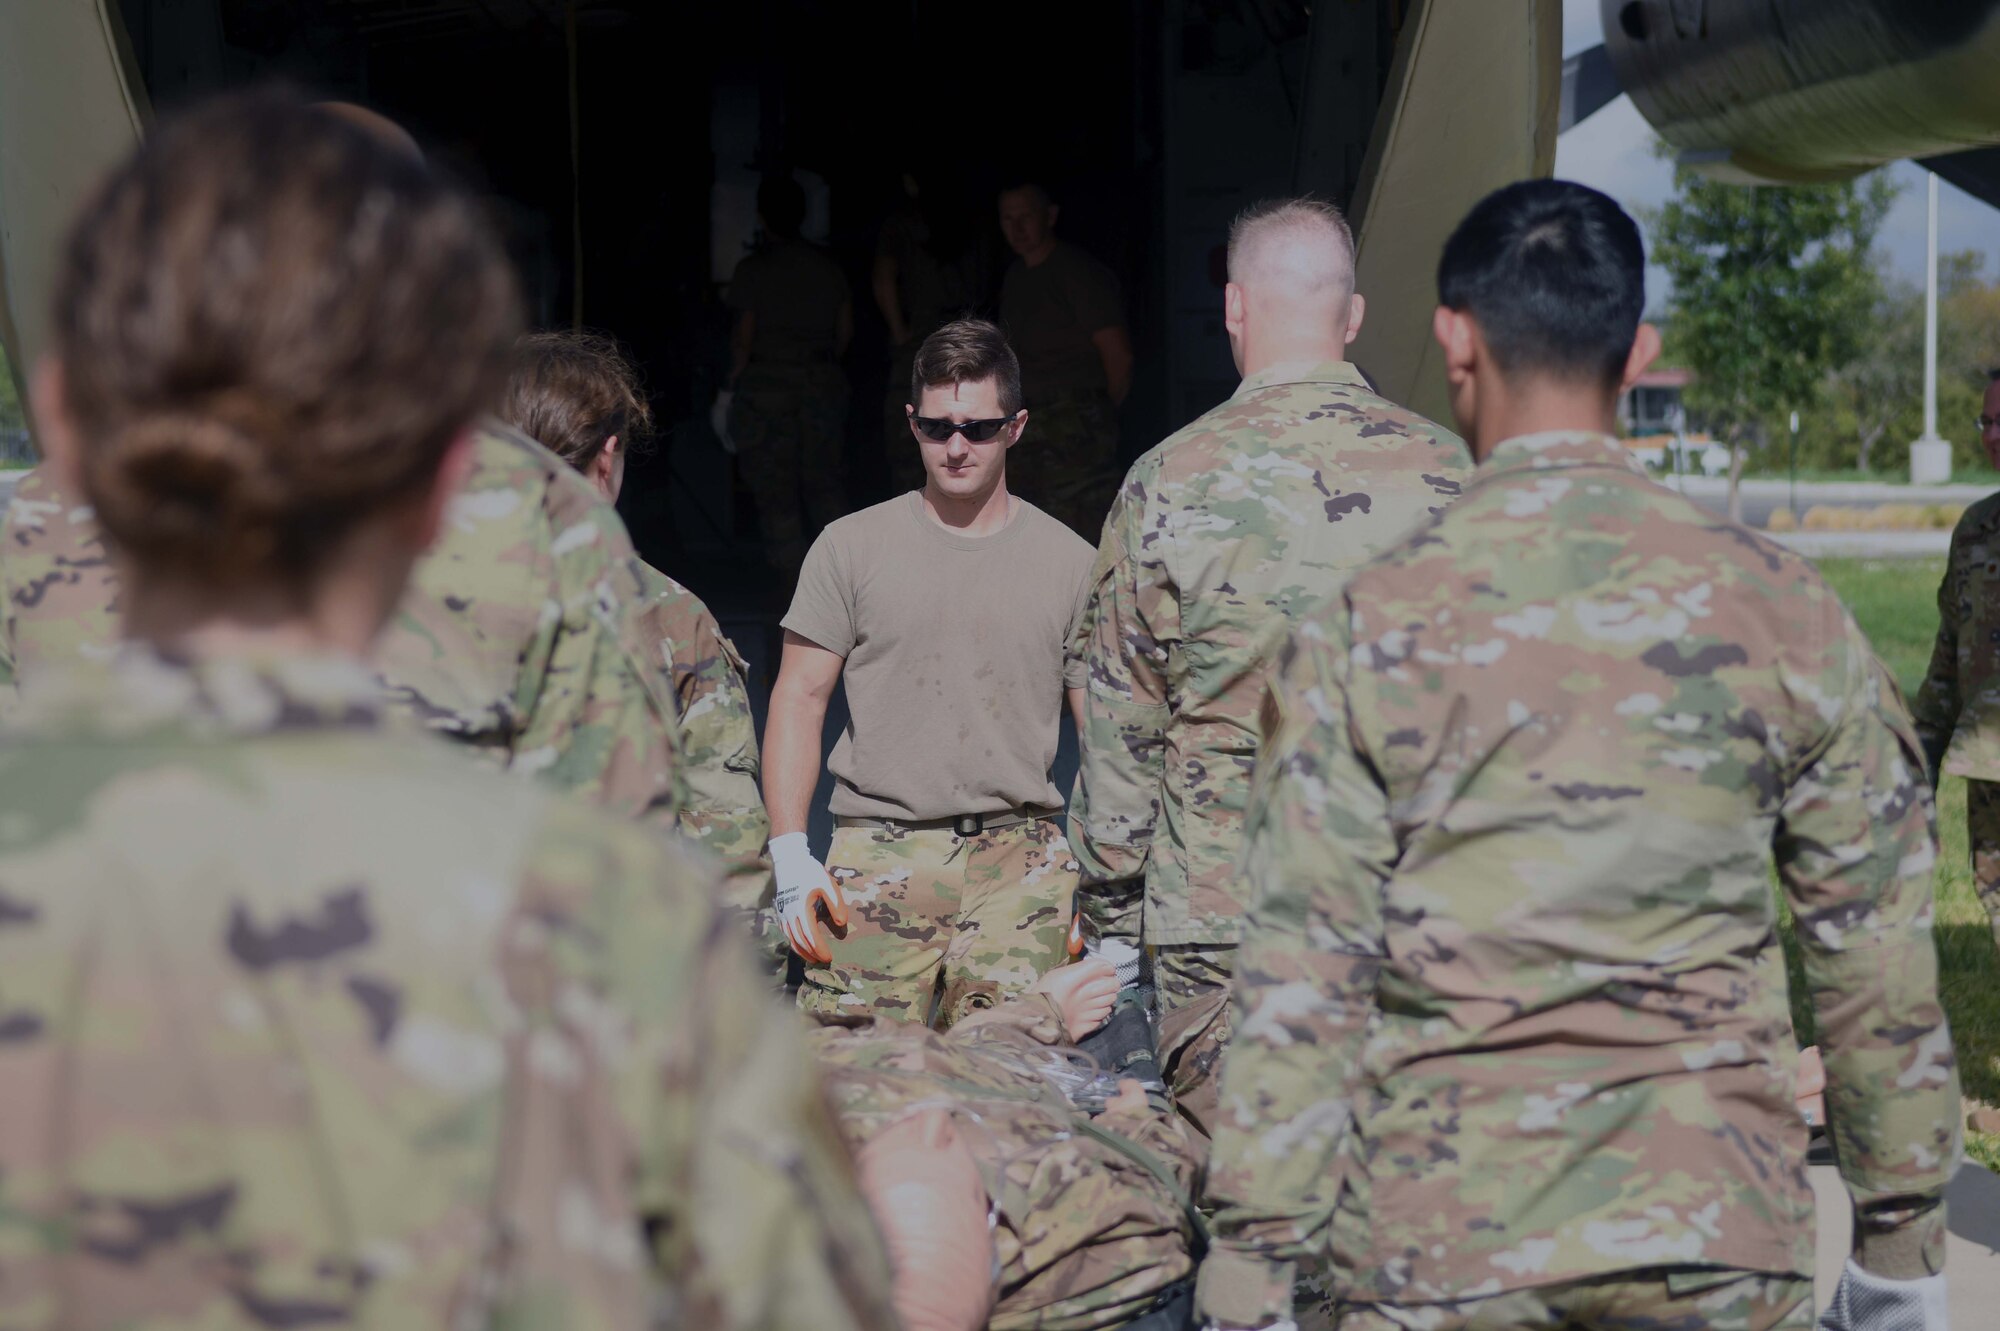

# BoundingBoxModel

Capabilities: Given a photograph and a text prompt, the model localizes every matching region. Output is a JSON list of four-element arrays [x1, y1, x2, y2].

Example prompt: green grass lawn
[[1818, 558, 1999, 1169]]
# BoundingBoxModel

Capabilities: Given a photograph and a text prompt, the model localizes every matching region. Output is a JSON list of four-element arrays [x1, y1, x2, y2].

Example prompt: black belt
[[833, 808, 1052, 837]]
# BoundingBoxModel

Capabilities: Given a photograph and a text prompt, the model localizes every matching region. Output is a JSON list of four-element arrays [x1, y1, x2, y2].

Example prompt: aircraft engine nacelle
[[1603, 0, 2000, 183]]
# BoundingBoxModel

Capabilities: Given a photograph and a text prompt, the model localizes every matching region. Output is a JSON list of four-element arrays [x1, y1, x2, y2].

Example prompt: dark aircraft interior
[[111, 0, 1398, 608], [103, 0, 1415, 832]]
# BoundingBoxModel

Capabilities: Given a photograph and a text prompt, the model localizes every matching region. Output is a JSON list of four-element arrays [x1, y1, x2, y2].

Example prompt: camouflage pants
[[797, 818, 1078, 1028], [1967, 778, 2000, 949], [731, 363, 847, 572], [1330, 1270, 1812, 1330], [1149, 942, 1234, 1012], [1158, 987, 1230, 1142], [1012, 390, 1119, 541]]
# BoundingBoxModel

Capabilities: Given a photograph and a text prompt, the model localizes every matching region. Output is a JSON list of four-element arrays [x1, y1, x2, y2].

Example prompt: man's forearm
[[761, 692, 828, 838]]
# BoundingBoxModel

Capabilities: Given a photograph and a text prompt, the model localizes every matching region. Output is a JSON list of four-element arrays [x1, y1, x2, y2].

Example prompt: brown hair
[[51, 87, 521, 589], [498, 331, 653, 472], [910, 318, 1023, 414]]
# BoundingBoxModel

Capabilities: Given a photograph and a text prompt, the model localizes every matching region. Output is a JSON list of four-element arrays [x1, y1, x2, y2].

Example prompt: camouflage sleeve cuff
[[1194, 1247, 1296, 1328], [1856, 1199, 1948, 1279], [1075, 876, 1146, 941]]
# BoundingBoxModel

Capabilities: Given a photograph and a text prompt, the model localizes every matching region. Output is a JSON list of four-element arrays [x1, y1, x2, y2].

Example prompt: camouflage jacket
[[0, 646, 894, 1330], [632, 560, 771, 890], [1197, 432, 1959, 1325], [0, 423, 686, 827], [1068, 360, 1468, 946], [813, 1000, 1202, 1330], [1913, 490, 2000, 780]]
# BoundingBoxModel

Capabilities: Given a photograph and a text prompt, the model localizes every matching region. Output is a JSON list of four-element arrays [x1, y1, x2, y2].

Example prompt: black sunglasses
[[911, 413, 1019, 443]]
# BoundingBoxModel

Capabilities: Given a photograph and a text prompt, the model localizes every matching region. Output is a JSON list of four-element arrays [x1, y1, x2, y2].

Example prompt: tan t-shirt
[[783, 493, 1094, 820]]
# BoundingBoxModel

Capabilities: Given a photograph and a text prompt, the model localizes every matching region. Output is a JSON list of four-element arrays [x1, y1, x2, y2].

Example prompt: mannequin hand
[[1031, 957, 1121, 1041]]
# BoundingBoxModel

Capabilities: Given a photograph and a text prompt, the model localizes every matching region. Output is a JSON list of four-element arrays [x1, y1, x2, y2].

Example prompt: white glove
[[710, 390, 736, 455], [1817, 1259, 1948, 1331], [1089, 936, 1142, 990], [771, 832, 846, 964]]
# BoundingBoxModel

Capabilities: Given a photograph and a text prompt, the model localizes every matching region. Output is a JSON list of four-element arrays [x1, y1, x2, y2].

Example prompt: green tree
[[1650, 160, 1897, 518], [1810, 252, 1998, 478]]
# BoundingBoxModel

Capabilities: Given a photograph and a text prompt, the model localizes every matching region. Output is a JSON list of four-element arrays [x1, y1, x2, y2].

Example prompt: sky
[[1554, 3, 2000, 301]]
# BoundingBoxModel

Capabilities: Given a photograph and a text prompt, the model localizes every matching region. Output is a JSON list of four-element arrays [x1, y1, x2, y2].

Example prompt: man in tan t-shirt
[[765, 318, 1094, 1028]]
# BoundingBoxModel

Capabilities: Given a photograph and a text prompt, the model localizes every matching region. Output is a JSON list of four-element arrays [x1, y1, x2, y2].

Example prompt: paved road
[[1662, 475, 1992, 531]]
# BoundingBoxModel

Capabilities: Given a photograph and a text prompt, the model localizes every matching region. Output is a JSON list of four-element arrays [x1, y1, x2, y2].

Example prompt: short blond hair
[[1226, 197, 1356, 292]]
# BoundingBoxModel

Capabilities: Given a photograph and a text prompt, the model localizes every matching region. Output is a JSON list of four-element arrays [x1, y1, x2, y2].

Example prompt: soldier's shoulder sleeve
[[493, 428, 684, 827], [515, 800, 895, 1331], [1198, 609, 1397, 1328], [1776, 600, 1957, 1268], [1068, 468, 1177, 897], [0, 467, 120, 699], [638, 566, 771, 887]]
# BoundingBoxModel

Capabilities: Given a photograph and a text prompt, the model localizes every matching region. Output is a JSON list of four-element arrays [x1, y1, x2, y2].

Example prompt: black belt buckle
[[952, 813, 983, 838]]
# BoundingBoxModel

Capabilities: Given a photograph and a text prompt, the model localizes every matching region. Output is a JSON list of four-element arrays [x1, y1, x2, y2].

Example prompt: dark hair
[[757, 174, 808, 240], [1437, 179, 1645, 388], [910, 318, 1023, 414], [998, 180, 1054, 209], [53, 86, 521, 589], [499, 331, 653, 472]]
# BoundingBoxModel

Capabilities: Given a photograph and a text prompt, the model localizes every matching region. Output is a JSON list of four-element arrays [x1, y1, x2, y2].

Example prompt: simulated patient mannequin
[[813, 960, 1202, 1331]]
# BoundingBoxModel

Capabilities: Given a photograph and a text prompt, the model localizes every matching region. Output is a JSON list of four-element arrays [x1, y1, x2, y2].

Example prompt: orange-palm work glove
[[769, 832, 848, 964]]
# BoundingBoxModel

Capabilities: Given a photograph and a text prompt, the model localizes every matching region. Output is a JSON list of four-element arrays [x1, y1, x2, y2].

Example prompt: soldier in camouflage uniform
[[0, 89, 892, 1331], [1914, 369, 2000, 950], [498, 330, 779, 968], [997, 182, 1134, 540], [1197, 182, 1959, 1331], [725, 174, 853, 574], [812, 962, 1202, 1331], [1068, 198, 1468, 1012]]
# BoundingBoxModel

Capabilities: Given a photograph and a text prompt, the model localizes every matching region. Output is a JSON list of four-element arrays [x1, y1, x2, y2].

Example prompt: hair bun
[[83, 412, 292, 574]]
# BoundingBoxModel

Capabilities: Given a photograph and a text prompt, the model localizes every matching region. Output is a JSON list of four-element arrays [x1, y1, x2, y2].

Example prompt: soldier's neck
[[117, 554, 407, 666], [1240, 339, 1349, 381], [920, 480, 1017, 537], [1468, 380, 1621, 463]]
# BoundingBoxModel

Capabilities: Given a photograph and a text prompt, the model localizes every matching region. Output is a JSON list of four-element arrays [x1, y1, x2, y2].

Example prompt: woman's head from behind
[[37, 87, 521, 651], [498, 330, 652, 503]]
